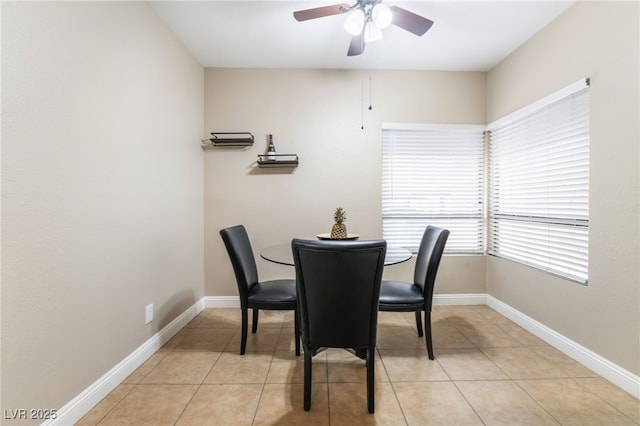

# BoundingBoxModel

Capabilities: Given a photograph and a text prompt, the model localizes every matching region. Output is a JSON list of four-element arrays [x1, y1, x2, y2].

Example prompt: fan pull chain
[[368, 73, 373, 110], [361, 78, 364, 130]]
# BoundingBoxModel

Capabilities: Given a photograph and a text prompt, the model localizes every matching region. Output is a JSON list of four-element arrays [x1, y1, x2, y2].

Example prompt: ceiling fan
[[293, 0, 434, 56]]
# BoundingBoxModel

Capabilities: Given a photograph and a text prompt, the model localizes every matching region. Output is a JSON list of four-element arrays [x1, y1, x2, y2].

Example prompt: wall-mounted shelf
[[203, 132, 254, 149], [257, 154, 299, 168]]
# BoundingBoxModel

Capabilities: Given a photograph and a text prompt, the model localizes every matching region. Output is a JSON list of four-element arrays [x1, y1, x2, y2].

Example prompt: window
[[487, 79, 590, 283], [382, 124, 485, 254]]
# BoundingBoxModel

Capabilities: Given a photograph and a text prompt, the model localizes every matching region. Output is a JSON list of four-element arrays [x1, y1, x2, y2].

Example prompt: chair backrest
[[220, 225, 259, 303], [292, 239, 387, 350], [413, 226, 450, 309]]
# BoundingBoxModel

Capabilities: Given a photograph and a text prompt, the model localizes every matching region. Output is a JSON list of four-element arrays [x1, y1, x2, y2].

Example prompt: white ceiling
[[149, 0, 574, 71]]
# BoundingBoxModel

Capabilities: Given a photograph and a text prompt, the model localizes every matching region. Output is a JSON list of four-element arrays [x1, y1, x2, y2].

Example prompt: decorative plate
[[316, 233, 360, 240]]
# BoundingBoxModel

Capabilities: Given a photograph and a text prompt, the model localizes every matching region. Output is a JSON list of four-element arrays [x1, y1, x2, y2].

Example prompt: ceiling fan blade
[[347, 33, 365, 56], [293, 4, 349, 21], [389, 6, 434, 36]]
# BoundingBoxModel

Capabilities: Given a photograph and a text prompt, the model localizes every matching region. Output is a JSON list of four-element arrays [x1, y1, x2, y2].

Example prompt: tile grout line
[[171, 349, 222, 426], [449, 318, 490, 425], [252, 347, 278, 425], [381, 347, 410, 426]]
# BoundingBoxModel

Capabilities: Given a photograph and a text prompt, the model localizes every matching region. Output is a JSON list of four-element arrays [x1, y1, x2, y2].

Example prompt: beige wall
[[1, 1, 204, 419], [3, 0, 637, 419], [487, 1, 639, 375], [204, 68, 487, 298]]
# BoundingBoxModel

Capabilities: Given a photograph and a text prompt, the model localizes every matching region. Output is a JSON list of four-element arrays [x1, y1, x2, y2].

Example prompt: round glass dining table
[[260, 241, 413, 266]]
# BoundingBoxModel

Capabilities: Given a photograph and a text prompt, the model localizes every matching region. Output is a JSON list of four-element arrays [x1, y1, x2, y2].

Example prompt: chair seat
[[248, 279, 297, 307], [379, 280, 424, 309]]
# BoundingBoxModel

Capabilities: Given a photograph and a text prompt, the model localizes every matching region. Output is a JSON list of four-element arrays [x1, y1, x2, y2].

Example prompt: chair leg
[[303, 347, 312, 411], [240, 307, 248, 355], [252, 308, 259, 333], [424, 311, 434, 360], [367, 347, 375, 413], [415, 311, 424, 337], [294, 308, 301, 356]]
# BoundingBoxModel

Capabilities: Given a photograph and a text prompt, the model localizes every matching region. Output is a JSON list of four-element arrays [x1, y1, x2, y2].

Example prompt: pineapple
[[330, 207, 348, 239]]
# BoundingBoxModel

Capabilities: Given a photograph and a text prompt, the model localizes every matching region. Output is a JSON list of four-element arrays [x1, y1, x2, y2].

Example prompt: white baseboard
[[44, 299, 205, 426], [47, 293, 639, 424], [487, 295, 640, 399], [433, 293, 487, 305], [202, 295, 240, 308]]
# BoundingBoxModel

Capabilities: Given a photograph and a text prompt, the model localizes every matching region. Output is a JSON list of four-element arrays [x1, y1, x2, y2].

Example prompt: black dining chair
[[378, 225, 449, 360], [292, 239, 386, 413], [220, 225, 300, 356]]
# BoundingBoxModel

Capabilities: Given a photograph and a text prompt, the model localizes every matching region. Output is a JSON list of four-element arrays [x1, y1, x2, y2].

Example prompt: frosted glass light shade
[[372, 4, 392, 29], [344, 9, 365, 35], [364, 21, 382, 43]]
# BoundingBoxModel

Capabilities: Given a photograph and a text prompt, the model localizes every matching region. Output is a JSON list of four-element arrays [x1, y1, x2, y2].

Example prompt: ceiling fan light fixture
[[292, 1, 434, 57], [372, 3, 392, 29], [363, 21, 382, 43], [344, 9, 365, 35]]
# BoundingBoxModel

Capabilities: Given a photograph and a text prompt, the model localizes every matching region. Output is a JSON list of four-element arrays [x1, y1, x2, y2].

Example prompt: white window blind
[[382, 124, 485, 254], [487, 79, 590, 283]]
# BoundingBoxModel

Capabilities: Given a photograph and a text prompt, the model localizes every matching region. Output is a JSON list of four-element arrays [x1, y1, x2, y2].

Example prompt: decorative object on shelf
[[317, 233, 359, 240], [330, 207, 348, 238], [255, 134, 299, 168], [257, 154, 299, 168], [267, 133, 276, 160], [203, 132, 254, 149]]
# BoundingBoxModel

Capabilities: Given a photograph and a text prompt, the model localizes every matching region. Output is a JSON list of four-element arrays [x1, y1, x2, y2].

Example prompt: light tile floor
[[77, 306, 640, 425]]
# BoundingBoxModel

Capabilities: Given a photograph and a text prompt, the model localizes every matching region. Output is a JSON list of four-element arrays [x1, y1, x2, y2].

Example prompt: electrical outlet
[[145, 304, 154, 324]]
